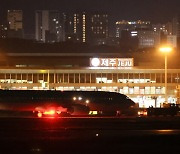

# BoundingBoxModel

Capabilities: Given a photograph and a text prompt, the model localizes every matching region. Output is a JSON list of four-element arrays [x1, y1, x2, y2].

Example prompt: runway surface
[[0, 117, 180, 153]]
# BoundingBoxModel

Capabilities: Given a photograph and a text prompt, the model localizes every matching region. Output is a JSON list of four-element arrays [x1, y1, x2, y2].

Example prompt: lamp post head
[[159, 46, 172, 53]]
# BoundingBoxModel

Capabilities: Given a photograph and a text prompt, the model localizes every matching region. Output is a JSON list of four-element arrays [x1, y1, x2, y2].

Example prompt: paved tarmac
[[0, 117, 180, 154]]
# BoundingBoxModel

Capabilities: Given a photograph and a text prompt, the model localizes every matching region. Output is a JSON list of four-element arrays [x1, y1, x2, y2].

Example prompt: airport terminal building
[[0, 51, 179, 108]]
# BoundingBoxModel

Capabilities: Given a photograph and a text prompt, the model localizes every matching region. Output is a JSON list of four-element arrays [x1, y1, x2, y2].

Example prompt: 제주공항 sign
[[90, 58, 134, 67]]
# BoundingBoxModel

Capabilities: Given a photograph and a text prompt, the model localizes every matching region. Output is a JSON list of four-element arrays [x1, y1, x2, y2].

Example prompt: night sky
[[1, 0, 180, 34]]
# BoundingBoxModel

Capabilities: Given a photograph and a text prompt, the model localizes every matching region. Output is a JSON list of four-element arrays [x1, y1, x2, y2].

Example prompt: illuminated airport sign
[[90, 58, 134, 67]]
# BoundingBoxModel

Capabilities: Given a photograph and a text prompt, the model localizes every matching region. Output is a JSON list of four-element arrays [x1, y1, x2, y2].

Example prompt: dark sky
[[1, 0, 180, 34]]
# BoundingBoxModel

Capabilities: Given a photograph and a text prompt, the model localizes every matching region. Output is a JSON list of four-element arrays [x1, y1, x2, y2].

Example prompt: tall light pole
[[159, 46, 172, 103], [47, 69, 50, 90]]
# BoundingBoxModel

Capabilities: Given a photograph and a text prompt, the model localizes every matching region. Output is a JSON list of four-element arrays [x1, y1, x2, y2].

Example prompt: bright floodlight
[[159, 47, 172, 53]]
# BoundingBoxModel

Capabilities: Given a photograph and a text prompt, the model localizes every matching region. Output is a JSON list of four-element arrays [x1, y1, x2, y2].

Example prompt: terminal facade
[[0, 55, 179, 108]]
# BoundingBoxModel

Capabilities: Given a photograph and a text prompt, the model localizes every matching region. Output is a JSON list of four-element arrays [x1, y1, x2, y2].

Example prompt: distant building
[[59, 13, 66, 42], [120, 30, 138, 50], [137, 30, 160, 48], [106, 37, 120, 46], [152, 24, 168, 34], [152, 23, 170, 44], [63, 12, 86, 43], [62, 13, 74, 41], [7, 10, 23, 38], [88, 13, 109, 45], [116, 21, 158, 50], [172, 16, 180, 38], [35, 11, 109, 44], [62, 12, 109, 45], [24, 34, 35, 40], [0, 24, 8, 38], [35, 10, 61, 43], [165, 22, 173, 35], [116, 20, 151, 38], [167, 35, 177, 48]]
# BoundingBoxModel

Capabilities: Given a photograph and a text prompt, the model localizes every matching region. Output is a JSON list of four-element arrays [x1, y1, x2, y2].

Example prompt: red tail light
[[35, 106, 68, 117]]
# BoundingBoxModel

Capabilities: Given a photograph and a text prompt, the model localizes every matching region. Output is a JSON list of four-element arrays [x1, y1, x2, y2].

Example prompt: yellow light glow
[[40, 70, 47, 73], [159, 46, 172, 53], [37, 112, 42, 118], [89, 111, 98, 115], [86, 100, 89, 104], [44, 110, 55, 115]]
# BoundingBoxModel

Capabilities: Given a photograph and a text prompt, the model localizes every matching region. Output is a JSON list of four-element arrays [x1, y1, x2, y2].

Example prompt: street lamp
[[159, 46, 172, 103]]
